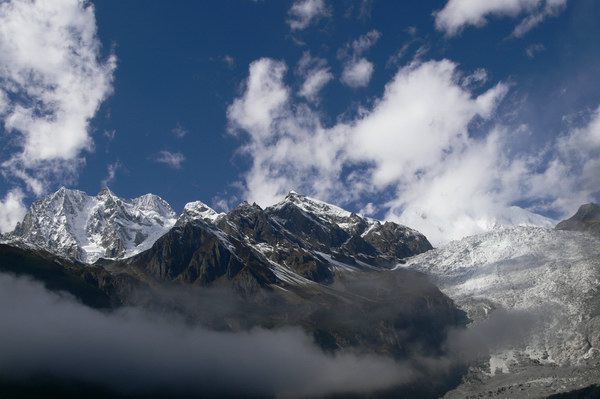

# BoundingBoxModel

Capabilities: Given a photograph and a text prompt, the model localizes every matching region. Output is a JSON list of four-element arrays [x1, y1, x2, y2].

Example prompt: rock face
[[400, 226, 600, 397], [124, 191, 433, 293], [7, 187, 177, 263], [556, 203, 600, 237]]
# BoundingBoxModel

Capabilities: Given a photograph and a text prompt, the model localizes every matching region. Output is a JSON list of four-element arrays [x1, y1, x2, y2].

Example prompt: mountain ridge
[[4, 187, 178, 263], [2, 188, 433, 267]]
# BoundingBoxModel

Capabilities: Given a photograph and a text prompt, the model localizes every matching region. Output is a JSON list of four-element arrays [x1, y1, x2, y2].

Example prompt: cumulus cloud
[[339, 30, 380, 88], [0, 272, 417, 398], [435, 0, 568, 37], [227, 59, 289, 142], [0, 0, 116, 194], [287, 0, 330, 31], [0, 189, 26, 233], [341, 58, 374, 88], [227, 56, 600, 244], [296, 52, 333, 102], [152, 151, 186, 169]]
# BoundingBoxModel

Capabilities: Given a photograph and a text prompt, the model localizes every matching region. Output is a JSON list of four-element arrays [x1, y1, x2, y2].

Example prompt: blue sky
[[0, 0, 599, 243]]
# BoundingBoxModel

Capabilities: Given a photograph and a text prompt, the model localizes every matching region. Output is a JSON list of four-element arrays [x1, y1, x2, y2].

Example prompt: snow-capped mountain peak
[[179, 201, 224, 224], [8, 188, 177, 263], [271, 191, 374, 234]]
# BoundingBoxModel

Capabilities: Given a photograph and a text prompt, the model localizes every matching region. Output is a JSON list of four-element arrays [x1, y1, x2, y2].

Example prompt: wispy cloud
[[287, 0, 330, 31], [101, 161, 122, 188], [152, 151, 186, 169], [339, 30, 381, 88], [171, 124, 188, 138], [526, 43, 546, 58], [222, 55, 235, 69], [296, 52, 333, 102], [435, 0, 568, 37], [103, 129, 117, 141]]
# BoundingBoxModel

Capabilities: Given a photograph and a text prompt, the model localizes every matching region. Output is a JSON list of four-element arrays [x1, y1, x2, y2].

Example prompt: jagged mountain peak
[[280, 190, 354, 217], [179, 200, 223, 224], [8, 188, 177, 263], [133, 193, 177, 218], [97, 185, 116, 197]]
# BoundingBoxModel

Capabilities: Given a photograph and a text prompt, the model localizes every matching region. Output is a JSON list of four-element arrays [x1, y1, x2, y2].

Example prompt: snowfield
[[400, 226, 600, 366]]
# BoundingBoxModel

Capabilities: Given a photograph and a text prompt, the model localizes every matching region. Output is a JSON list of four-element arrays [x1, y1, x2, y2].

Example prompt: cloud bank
[[228, 57, 598, 244], [0, 271, 550, 397], [0, 272, 417, 398], [435, 0, 568, 37]]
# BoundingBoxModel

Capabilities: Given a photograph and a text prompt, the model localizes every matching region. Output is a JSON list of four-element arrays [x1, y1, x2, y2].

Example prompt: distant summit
[[6, 188, 177, 263], [556, 203, 600, 237]]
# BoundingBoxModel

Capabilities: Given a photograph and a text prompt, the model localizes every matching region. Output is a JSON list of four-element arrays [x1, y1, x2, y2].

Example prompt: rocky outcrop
[[556, 203, 600, 237]]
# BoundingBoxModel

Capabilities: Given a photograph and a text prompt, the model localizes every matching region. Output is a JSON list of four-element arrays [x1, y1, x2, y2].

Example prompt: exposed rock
[[556, 203, 600, 238]]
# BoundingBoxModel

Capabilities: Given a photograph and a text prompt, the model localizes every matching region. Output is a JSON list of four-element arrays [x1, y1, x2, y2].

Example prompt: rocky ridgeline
[[5, 188, 433, 291]]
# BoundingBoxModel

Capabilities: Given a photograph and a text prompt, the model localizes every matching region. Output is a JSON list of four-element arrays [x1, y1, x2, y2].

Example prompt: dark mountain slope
[[556, 203, 600, 237]]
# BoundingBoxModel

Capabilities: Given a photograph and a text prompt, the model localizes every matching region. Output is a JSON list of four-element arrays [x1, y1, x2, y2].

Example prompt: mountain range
[[1, 188, 599, 398]]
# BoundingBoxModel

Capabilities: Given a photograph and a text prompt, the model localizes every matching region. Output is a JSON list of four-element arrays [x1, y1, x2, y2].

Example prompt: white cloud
[[171, 124, 188, 138], [228, 58, 289, 141], [296, 52, 333, 102], [287, 0, 330, 31], [339, 31, 381, 89], [300, 68, 333, 100], [0, 90, 7, 115], [341, 58, 374, 88], [435, 0, 567, 37], [153, 151, 186, 169], [101, 161, 121, 188], [104, 129, 117, 141], [222, 54, 235, 69], [525, 43, 545, 58], [348, 61, 508, 187], [227, 57, 600, 245], [461, 68, 488, 88], [385, 130, 555, 244], [532, 106, 600, 213], [0, 0, 116, 195], [0, 189, 27, 233], [351, 30, 381, 55]]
